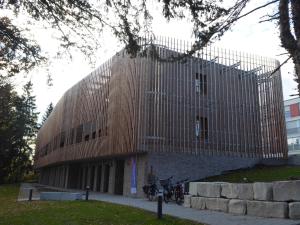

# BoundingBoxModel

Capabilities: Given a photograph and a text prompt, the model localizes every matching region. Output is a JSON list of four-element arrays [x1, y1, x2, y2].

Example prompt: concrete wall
[[123, 154, 148, 197], [39, 152, 263, 199], [148, 152, 260, 183]]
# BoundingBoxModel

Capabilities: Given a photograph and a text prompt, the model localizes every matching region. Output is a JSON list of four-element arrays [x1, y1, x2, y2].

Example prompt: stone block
[[222, 183, 253, 200], [40, 192, 82, 201], [189, 182, 199, 196], [228, 199, 247, 215], [253, 182, 273, 201], [236, 183, 253, 200], [183, 195, 192, 208], [190, 197, 206, 210], [205, 197, 229, 212], [221, 183, 238, 199], [273, 181, 300, 201], [289, 202, 300, 219], [197, 182, 221, 197], [247, 200, 288, 218]]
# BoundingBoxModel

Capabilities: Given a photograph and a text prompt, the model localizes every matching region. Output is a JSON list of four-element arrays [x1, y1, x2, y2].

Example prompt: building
[[35, 38, 287, 197], [285, 97, 300, 154]]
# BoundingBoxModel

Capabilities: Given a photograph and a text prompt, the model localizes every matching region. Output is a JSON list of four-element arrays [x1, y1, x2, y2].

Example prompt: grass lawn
[[202, 165, 300, 183], [0, 185, 202, 225]]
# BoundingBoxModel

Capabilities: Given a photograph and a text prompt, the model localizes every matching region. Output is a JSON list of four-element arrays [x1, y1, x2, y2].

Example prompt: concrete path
[[89, 192, 300, 225], [21, 183, 300, 225]]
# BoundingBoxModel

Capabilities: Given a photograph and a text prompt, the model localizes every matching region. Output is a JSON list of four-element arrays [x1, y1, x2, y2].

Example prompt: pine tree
[[41, 103, 53, 126], [0, 78, 18, 183], [11, 81, 39, 182], [0, 79, 39, 183]]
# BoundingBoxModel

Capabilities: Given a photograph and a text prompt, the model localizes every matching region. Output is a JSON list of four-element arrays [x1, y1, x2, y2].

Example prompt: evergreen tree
[[0, 78, 18, 184], [0, 79, 39, 183], [41, 103, 53, 126]]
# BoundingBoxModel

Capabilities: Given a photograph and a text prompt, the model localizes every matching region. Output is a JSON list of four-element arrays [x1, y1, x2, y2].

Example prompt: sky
[[18, 0, 297, 120]]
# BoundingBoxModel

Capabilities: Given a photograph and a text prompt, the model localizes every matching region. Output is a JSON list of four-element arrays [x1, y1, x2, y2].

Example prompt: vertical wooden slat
[[35, 36, 288, 169]]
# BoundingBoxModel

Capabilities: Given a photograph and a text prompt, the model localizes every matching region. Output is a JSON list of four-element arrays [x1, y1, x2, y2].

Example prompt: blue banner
[[130, 157, 137, 194]]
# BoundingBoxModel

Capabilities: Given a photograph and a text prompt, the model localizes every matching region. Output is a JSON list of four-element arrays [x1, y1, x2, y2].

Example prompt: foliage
[[202, 165, 300, 183], [40, 103, 53, 127], [0, 0, 248, 72], [1, 0, 300, 93], [0, 78, 39, 184], [0, 16, 45, 77], [0, 184, 202, 225]]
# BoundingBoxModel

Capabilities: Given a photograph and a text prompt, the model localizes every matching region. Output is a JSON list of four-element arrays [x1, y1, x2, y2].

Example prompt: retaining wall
[[185, 181, 300, 219]]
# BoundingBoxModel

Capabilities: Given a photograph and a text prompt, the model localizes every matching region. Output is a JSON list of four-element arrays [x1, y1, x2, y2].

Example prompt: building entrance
[[114, 160, 125, 195], [103, 164, 110, 192]]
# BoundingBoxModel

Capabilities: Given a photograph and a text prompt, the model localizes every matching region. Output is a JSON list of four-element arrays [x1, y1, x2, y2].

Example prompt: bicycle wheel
[[163, 193, 169, 203]]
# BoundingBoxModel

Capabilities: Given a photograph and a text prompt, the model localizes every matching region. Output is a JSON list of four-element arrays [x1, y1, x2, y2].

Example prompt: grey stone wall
[[147, 152, 260, 183], [188, 181, 300, 219]]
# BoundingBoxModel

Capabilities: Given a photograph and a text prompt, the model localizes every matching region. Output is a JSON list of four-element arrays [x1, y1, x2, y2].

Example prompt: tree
[[40, 103, 53, 126], [0, 79, 39, 183], [0, 0, 299, 92], [0, 78, 18, 183], [278, 0, 300, 93]]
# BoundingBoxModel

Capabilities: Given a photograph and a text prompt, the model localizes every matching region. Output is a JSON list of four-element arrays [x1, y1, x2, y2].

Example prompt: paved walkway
[[89, 192, 300, 225], [22, 183, 300, 225]]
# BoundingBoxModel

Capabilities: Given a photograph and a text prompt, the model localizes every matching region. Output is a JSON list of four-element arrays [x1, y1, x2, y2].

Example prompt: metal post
[[157, 194, 163, 219], [85, 186, 90, 201], [29, 189, 33, 201]]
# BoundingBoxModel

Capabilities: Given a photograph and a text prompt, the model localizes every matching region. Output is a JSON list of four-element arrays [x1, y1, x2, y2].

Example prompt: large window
[[76, 124, 83, 143], [196, 115, 208, 142], [60, 132, 65, 148], [286, 120, 300, 135], [69, 128, 75, 145], [286, 120, 300, 129], [288, 137, 300, 151], [195, 73, 207, 95]]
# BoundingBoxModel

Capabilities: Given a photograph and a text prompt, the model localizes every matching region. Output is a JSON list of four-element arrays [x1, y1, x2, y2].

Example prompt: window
[[53, 135, 59, 150], [285, 111, 291, 119], [195, 73, 207, 95], [76, 124, 83, 143], [69, 128, 75, 145], [288, 137, 300, 151], [196, 115, 208, 142], [286, 120, 300, 129], [45, 144, 49, 155], [83, 122, 91, 141], [60, 132, 65, 148], [91, 124, 96, 139], [84, 134, 89, 141], [98, 129, 102, 137]]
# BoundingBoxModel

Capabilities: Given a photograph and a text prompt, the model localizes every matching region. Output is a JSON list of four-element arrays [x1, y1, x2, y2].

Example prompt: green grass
[[202, 165, 300, 183], [0, 185, 202, 225]]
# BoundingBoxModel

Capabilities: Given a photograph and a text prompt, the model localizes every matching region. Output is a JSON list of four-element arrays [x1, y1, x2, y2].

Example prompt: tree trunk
[[279, 0, 300, 94]]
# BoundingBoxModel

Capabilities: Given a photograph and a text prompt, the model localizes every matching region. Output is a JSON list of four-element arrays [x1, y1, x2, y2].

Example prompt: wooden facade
[[35, 37, 288, 169]]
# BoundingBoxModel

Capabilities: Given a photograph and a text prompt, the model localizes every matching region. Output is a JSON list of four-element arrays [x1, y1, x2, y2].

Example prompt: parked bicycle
[[159, 176, 174, 203], [174, 178, 189, 205], [143, 172, 159, 201], [142, 181, 159, 201]]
